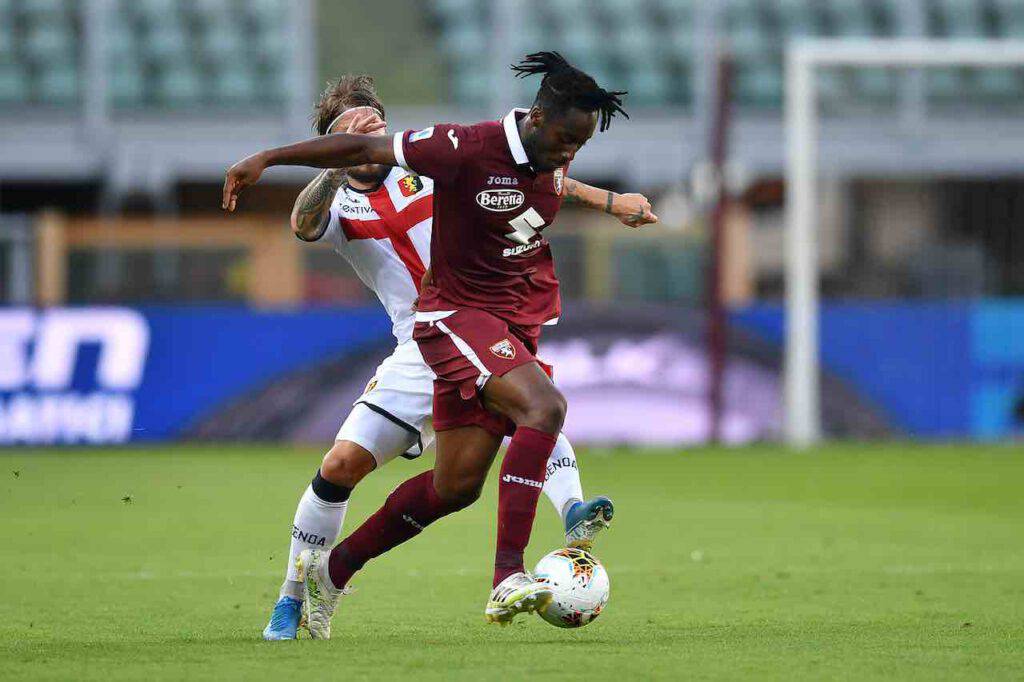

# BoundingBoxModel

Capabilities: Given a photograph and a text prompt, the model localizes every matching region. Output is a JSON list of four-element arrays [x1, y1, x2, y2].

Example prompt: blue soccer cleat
[[262, 595, 303, 641], [564, 496, 614, 550]]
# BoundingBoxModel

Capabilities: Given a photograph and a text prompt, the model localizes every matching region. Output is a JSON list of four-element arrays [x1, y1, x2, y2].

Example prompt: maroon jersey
[[392, 108, 566, 330]]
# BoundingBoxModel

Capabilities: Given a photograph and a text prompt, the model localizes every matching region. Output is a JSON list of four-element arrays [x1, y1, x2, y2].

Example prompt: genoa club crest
[[399, 174, 424, 197], [489, 339, 516, 360], [553, 168, 564, 195]]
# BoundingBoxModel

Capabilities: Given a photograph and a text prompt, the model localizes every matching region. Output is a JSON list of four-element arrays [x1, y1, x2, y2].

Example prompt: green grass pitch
[[1, 444, 1022, 681]]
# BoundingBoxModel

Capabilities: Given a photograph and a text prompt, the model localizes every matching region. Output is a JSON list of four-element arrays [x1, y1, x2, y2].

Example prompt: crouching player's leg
[[297, 426, 502, 639], [263, 403, 418, 640], [542, 433, 614, 550]]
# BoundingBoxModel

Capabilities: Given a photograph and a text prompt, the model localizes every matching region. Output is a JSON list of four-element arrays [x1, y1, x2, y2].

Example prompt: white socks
[[542, 433, 584, 521], [280, 484, 348, 599]]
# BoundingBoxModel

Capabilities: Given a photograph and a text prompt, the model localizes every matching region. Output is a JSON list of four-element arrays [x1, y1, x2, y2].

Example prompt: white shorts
[[335, 339, 436, 466]]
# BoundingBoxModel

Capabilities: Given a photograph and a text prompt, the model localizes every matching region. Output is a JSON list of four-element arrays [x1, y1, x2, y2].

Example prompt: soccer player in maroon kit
[[223, 52, 655, 629]]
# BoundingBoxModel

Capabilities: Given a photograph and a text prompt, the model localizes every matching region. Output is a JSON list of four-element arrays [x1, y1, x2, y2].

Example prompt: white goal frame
[[784, 39, 1024, 448]]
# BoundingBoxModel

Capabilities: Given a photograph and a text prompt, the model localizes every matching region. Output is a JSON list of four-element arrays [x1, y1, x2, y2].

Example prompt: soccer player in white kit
[[263, 76, 657, 640]]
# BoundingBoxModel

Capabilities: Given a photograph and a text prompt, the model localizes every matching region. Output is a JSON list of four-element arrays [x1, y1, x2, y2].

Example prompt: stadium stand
[[0, 0, 287, 108], [425, 0, 1024, 108]]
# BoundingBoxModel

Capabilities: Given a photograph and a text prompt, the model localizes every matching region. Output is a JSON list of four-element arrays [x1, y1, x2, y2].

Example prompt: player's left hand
[[614, 193, 659, 228], [222, 152, 268, 212]]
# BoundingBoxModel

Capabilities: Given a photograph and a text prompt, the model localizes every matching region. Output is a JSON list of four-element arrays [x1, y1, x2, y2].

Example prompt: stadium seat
[[35, 64, 78, 104], [20, 0, 68, 21], [625, 67, 672, 105], [143, 22, 189, 62], [133, 0, 179, 20], [0, 64, 28, 104], [440, 21, 487, 62], [993, 0, 1024, 37], [110, 62, 146, 106], [451, 64, 490, 105], [22, 23, 75, 64], [852, 68, 898, 101], [930, 0, 987, 38], [973, 68, 1023, 101], [106, 18, 138, 63], [155, 65, 202, 105], [776, 0, 821, 38], [214, 66, 258, 102], [734, 61, 783, 107], [0, 22, 14, 60], [926, 68, 966, 101], [666, 22, 694, 58]]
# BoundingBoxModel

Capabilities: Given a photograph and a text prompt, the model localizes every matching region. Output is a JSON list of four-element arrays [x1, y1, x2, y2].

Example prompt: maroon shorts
[[413, 308, 549, 437]]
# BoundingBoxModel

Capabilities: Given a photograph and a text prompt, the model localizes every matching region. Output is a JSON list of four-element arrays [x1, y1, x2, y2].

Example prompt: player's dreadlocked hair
[[313, 74, 386, 135], [510, 51, 628, 132]]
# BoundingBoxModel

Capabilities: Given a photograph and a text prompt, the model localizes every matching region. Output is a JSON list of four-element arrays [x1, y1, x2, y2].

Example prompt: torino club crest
[[489, 339, 516, 360]]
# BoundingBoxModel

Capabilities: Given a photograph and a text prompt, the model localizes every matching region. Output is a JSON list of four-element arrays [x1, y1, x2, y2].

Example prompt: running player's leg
[[480, 362, 566, 587], [322, 425, 502, 593]]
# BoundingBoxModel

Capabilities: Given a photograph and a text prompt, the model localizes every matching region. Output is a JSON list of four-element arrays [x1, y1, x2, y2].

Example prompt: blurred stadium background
[[1, 0, 1023, 448]]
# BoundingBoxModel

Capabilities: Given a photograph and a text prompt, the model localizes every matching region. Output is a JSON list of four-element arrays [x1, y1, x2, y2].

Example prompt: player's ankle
[[326, 546, 359, 591], [560, 498, 583, 524], [280, 580, 304, 601]]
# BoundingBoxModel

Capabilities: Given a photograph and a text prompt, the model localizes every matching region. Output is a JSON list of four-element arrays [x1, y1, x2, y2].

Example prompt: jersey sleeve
[[392, 123, 470, 185], [296, 204, 344, 247]]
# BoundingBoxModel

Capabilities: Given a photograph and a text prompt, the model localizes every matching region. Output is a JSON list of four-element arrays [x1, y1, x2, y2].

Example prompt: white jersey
[[320, 166, 434, 343]]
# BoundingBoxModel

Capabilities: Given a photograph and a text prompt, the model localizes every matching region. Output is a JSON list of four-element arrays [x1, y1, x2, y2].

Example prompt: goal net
[[784, 39, 1024, 447]]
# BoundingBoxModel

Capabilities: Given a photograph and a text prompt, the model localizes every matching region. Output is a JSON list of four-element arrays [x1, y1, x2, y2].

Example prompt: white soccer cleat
[[295, 549, 347, 640], [484, 571, 553, 626]]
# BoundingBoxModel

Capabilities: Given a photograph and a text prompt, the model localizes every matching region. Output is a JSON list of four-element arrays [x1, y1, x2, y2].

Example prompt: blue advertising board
[[1, 301, 1021, 445]]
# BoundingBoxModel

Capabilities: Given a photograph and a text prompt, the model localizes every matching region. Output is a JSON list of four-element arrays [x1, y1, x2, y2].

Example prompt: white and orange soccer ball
[[533, 547, 610, 628]]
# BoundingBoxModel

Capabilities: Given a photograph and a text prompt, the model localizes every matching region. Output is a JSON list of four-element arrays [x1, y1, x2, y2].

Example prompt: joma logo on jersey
[[398, 175, 423, 197], [501, 474, 543, 489], [489, 339, 516, 360], [476, 189, 525, 212], [487, 176, 519, 186]]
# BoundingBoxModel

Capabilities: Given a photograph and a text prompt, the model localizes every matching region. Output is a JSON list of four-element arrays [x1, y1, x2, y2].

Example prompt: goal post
[[784, 39, 1024, 449]]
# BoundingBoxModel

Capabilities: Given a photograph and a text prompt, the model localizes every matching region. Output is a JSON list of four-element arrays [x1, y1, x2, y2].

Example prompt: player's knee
[[320, 441, 376, 488], [522, 387, 567, 434], [433, 474, 483, 511]]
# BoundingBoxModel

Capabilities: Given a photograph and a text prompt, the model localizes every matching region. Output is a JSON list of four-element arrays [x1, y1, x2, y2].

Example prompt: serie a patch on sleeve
[[409, 126, 435, 142]]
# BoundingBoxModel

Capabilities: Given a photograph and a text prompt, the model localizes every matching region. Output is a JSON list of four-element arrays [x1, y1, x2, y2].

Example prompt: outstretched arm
[[562, 177, 659, 228], [223, 132, 395, 212]]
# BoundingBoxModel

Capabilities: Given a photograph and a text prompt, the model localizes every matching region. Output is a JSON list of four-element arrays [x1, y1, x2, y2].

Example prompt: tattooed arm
[[290, 169, 347, 241], [562, 177, 659, 228]]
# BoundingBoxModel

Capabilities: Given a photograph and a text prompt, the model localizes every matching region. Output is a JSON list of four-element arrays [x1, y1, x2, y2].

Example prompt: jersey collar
[[502, 108, 532, 170]]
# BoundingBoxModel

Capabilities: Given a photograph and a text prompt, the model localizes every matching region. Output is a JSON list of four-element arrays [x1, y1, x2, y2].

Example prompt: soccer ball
[[533, 547, 609, 628]]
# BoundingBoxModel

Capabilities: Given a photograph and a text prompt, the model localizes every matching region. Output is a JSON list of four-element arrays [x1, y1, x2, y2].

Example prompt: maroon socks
[[327, 470, 461, 589], [493, 426, 558, 587]]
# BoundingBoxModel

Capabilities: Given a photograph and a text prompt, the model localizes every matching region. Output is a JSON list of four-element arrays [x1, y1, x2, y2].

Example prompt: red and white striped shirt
[[322, 166, 434, 342]]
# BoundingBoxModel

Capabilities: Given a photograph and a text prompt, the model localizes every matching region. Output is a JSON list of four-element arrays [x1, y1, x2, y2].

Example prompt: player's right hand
[[343, 110, 387, 137], [615, 193, 659, 228], [222, 152, 268, 212]]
